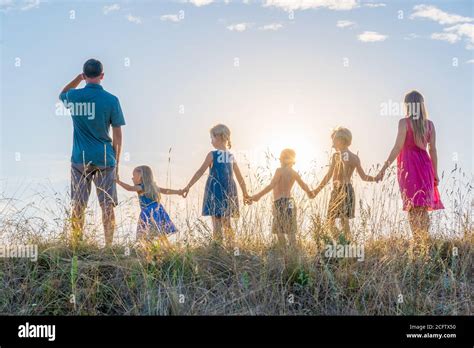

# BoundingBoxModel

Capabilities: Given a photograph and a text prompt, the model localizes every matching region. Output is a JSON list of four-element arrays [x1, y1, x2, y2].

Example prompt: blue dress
[[202, 150, 239, 218], [137, 184, 177, 237]]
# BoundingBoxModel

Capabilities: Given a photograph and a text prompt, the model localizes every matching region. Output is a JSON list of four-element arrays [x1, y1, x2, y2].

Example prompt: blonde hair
[[210, 124, 232, 149], [280, 148, 296, 166], [404, 90, 429, 144], [331, 126, 352, 146], [135, 165, 161, 203]]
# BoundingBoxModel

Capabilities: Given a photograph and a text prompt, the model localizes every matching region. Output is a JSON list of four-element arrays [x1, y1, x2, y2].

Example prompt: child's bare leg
[[211, 217, 223, 244], [156, 234, 172, 250], [327, 217, 337, 241], [288, 231, 296, 250], [221, 217, 235, 247], [342, 218, 350, 241], [276, 233, 287, 253]]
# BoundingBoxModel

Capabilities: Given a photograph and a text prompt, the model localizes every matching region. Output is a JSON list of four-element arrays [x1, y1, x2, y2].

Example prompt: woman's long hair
[[135, 165, 161, 203], [404, 90, 429, 144]]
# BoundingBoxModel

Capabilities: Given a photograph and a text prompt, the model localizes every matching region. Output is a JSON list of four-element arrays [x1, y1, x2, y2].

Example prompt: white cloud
[[363, 2, 385, 8], [410, 4, 473, 25], [444, 23, 474, 42], [357, 30, 387, 42], [404, 33, 419, 40], [1, 0, 42, 12], [431, 32, 460, 44], [0, 0, 14, 11], [189, 0, 214, 6], [160, 14, 181, 22], [126, 14, 142, 24], [444, 23, 474, 49], [20, 0, 39, 11], [336, 20, 355, 28], [103, 4, 120, 15], [259, 23, 283, 31], [429, 23, 474, 49], [227, 23, 251, 32], [263, 0, 359, 12]]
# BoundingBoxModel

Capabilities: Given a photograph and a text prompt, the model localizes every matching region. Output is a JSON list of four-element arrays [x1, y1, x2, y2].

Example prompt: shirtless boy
[[312, 127, 379, 240], [250, 149, 313, 250]]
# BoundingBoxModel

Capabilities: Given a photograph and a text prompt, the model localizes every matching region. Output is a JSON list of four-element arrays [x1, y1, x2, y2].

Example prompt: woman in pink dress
[[377, 90, 444, 244]]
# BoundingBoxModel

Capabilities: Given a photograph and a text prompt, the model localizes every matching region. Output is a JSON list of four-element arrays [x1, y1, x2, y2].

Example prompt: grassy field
[[0, 167, 472, 315], [0, 234, 471, 315]]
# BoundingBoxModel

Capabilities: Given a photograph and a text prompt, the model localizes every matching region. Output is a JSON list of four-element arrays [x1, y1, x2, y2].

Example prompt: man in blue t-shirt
[[59, 59, 125, 247]]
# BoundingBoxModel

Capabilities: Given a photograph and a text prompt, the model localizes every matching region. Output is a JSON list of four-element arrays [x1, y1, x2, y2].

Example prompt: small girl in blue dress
[[117, 165, 182, 242], [182, 124, 250, 244]]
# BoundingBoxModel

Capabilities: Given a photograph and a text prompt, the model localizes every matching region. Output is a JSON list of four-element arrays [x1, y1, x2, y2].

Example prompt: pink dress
[[397, 118, 444, 211]]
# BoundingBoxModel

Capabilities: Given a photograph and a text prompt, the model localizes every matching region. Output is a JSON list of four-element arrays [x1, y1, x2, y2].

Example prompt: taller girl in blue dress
[[183, 124, 250, 245]]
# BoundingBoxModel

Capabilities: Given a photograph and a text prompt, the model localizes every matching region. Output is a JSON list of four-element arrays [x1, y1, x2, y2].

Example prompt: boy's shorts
[[71, 163, 118, 208], [327, 183, 355, 219], [272, 197, 297, 235]]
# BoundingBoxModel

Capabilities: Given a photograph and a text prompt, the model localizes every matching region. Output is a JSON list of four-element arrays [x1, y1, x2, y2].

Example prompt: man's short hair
[[83, 59, 103, 78]]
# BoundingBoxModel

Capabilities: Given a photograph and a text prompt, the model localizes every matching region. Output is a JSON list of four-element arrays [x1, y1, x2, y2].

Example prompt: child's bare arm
[[294, 171, 312, 195], [356, 156, 377, 182], [252, 169, 280, 201], [233, 161, 249, 198], [314, 154, 336, 194], [158, 187, 183, 195], [184, 152, 213, 192], [116, 180, 142, 192]]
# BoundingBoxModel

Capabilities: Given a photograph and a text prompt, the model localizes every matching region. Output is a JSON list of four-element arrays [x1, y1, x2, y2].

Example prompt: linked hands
[[307, 187, 321, 199], [181, 186, 190, 198], [375, 166, 387, 183]]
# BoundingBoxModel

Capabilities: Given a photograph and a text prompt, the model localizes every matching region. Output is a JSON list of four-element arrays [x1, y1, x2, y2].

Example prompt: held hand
[[243, 192, 252, 205], [375, 169, 385, 183], [250, 195, 260, 202], [181, 187, 189, 198]]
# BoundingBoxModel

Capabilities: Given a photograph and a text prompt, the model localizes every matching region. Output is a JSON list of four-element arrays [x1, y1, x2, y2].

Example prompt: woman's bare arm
[[428, 121, 439, 185], [379, 118, 407, 176]]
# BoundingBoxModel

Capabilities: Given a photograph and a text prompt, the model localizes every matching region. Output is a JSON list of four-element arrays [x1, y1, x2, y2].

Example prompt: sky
[[0, 0, 473, 238]]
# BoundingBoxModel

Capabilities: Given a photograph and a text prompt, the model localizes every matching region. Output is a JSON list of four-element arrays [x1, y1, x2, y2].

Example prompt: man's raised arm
[[59, 73, 84, 98]]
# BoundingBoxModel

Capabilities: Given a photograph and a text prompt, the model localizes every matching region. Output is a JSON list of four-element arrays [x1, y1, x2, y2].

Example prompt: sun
[[258, 131, 319, 173]]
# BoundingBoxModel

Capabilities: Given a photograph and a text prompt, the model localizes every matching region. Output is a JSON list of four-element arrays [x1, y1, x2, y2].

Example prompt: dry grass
[[0, 165, 472, 315], [0, 233, 471, 315]]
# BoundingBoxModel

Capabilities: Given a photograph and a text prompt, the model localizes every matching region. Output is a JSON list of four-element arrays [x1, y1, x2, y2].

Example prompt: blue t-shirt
[[59, 83, 126, 167]]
